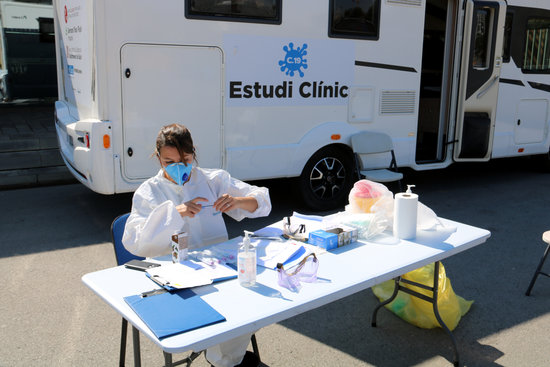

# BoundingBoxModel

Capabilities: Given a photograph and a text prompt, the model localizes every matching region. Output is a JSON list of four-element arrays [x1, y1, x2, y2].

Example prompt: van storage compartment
[[459, 112, 491, 159]]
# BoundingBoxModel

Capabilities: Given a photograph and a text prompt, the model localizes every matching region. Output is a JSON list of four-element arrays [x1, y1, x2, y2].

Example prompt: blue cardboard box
[[308, 230, 338, 250]]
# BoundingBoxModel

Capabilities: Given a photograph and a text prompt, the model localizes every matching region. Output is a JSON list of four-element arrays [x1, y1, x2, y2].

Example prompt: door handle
[[477, 76, 499, 99]]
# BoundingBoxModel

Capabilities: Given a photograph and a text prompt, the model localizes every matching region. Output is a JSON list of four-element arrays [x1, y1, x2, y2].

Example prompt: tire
[[0, 74, 11, 102], [0, 76, 6, 102], [299, 145, 354, 211], [534, 148, 550, 172]]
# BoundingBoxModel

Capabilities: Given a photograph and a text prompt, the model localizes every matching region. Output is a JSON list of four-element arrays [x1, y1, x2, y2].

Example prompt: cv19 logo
[[278, 42, 308, 77]]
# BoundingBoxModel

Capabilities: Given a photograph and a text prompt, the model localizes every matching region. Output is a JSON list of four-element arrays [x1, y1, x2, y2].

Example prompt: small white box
[[171, 231, 188, 263], [325, 225, 358, 247]]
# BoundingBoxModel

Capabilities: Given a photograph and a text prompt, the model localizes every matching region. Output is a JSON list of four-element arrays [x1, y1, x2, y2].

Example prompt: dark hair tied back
[[155, 123, 197, 162]]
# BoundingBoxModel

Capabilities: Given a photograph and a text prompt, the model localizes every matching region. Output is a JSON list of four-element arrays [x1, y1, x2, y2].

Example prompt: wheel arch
[[299, 142, 355, 176], [289, 121, 359, 177]]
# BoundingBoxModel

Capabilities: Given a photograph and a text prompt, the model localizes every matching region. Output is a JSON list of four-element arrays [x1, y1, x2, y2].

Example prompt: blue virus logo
[[278, 42, 308, 77]]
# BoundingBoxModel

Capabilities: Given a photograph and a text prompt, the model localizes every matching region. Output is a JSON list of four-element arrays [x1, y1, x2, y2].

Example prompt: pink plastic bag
[[347, 180, 393, 213]]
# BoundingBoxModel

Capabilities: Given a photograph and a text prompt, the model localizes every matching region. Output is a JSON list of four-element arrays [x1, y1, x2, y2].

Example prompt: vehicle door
[[454, 0, 506, 160], [121, 44, 223, 180]]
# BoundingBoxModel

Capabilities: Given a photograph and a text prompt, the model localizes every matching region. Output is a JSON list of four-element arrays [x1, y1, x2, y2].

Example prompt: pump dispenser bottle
[[238, 230, 256, 286]]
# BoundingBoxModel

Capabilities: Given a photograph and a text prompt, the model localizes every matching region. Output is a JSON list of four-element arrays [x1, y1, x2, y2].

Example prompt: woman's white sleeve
[[216, 172, 272, 221], [122, 197, 185, 258]]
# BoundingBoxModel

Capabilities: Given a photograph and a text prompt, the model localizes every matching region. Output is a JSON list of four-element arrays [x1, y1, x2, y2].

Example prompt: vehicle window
[[38, 17, 55, 43], [502, 13, 513, 63], [522, 18, 550, 72], [329, 0, 380, 40], [472, 9, 491, 69], [186, 0, 281, 24]]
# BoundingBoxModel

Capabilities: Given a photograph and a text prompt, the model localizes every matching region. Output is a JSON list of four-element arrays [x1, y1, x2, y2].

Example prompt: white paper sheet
[[254, 240, 306, 269], [146, 261, 237, 289]]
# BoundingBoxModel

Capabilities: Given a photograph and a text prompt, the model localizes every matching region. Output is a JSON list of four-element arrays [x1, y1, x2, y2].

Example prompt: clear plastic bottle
[[238, 230, 256, 286]]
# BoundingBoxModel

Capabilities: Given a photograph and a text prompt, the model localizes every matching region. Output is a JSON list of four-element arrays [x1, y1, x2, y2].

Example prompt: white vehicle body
[[52, 0, 550, 209], [0, 1, 56, 101]]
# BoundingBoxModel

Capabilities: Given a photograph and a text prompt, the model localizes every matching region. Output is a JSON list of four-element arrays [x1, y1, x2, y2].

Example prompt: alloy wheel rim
[[309, 157, 346, 199]]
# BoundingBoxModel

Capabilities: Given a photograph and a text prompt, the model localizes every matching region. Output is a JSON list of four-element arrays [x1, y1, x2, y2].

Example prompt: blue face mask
[[164, 162, 192, 185]]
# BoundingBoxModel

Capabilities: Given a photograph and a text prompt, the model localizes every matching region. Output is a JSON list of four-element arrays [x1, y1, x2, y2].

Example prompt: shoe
[[234, 351, 260, 367]]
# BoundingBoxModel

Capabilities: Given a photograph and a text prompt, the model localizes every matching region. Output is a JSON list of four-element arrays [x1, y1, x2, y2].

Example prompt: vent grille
[[380, 91, 416, 114], [387, 0, 422, 6]]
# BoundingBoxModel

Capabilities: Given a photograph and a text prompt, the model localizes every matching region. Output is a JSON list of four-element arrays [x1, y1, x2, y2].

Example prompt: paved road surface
[[1, 158, 550, 366]]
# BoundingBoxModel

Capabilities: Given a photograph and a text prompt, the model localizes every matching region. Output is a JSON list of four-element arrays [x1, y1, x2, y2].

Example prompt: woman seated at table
[[123, 123, 271, 367]]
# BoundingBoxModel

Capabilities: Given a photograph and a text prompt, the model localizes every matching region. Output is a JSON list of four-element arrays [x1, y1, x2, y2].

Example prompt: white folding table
[[82, 218, 490, 367]]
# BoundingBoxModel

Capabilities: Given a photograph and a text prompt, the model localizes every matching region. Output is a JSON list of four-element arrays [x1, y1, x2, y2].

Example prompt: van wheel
[[299, 146, 354, 211], [0, 76, 7, 102], [535, 148, 550, 172]]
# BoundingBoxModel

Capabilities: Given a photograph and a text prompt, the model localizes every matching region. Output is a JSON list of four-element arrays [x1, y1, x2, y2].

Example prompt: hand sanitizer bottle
[[238, 230, 256, 287]]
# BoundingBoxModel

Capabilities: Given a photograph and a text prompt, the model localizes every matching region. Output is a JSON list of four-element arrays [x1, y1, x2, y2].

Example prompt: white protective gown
[[122, 167, 271, 367], [123, 167, 271, 257]]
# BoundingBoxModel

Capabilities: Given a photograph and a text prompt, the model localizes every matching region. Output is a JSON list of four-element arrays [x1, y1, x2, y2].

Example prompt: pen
[[250, 235, 284, 241], [196, 254, 217, 268], [141, 288, 167, 298], [201, 204, 221, 215], [150, 275, 170, 287], [200, 258, 216, 268]]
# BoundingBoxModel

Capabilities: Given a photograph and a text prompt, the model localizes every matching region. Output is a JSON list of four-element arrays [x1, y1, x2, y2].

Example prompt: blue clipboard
[[124, 289, 226, 339]]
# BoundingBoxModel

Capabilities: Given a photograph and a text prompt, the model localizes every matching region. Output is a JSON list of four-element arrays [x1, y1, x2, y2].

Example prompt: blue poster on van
[[224, 34, 355, 107]]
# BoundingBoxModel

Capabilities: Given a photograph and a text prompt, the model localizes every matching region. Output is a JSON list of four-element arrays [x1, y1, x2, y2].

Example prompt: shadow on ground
[[277, 156, 550, 366]]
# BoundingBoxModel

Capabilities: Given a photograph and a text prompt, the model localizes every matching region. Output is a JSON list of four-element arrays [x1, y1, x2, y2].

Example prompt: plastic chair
[[525, 231, 550, 296], [351, 131, 403, 190], [111, 213, 144, 366]]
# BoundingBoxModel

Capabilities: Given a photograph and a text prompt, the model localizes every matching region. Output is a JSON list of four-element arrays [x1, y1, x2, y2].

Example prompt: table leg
[[163, 351, 173, 367], [120, 318, 128, 367], [371, 277, 400, 327], [251, 334, 261, 361], [371, 262, 460, 366], [132, 326, 141, 367], [432, 261, 459, 367], [186, 351, 203, 366]]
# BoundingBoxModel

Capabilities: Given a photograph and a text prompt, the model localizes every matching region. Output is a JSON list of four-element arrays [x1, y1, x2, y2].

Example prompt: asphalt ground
[[1, 157, 550, 366]]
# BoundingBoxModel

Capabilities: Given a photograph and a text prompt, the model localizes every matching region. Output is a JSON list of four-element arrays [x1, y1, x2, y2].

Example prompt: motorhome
[[0, 0, 57, 101], [52, 0, 550, 209]]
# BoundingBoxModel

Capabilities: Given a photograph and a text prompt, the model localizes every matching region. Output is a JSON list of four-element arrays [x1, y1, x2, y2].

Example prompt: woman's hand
[[213, 194, 235, 213], [214, 194, 258, 213], [176, 197, 207, 218]]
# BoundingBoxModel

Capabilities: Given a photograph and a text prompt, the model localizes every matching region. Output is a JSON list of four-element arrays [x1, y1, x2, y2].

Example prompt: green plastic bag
[[372, 262, 473, 330]]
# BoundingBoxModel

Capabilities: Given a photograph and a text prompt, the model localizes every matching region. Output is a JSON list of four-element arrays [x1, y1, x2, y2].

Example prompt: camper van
[[0, 1, 56, 101], [53, 0, 550, 209]]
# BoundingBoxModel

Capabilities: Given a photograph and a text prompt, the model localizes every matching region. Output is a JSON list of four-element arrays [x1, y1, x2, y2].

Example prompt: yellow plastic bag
[[372, 262, 473, 330]]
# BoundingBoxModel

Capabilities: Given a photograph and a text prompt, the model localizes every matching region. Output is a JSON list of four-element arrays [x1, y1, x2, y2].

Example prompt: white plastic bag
[[348, 180, 456, 238], [322, 211, 388, 240]]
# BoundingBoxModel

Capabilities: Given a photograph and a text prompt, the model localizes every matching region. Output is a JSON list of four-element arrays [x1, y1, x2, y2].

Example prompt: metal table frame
[[371, 261, 460, 367]]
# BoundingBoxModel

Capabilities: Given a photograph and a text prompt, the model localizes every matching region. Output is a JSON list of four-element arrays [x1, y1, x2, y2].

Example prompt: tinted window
[[502, 13, 513, 62], [186, 0, 281, 24], [38, 17, 55, 43], [329, 0, 380, 40], [472, 9, 491, 69], [523, 18, 550, 72]]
